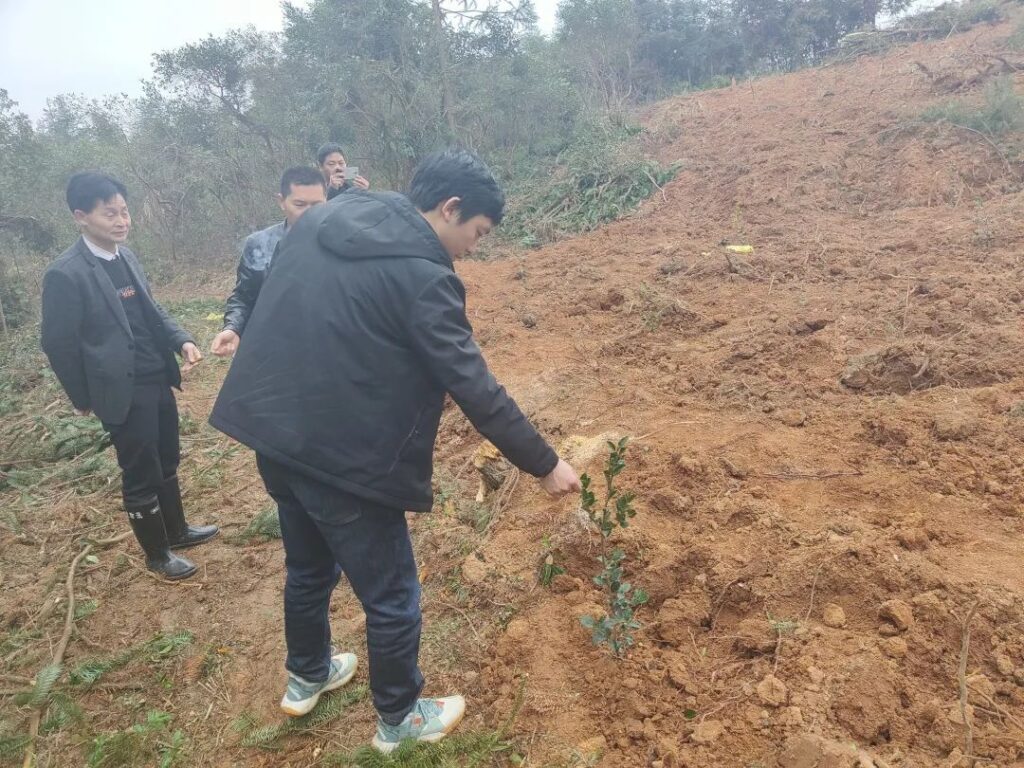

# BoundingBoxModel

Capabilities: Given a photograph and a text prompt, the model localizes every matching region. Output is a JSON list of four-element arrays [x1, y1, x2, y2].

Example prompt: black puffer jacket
[[209, 191, 557, 512]]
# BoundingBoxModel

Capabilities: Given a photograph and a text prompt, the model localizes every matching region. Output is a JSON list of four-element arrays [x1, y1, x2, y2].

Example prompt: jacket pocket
[[387, 407, 425, 474]]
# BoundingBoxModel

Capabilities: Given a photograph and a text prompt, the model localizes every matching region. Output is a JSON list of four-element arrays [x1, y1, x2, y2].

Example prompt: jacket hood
[[316, 191, 452, 268]]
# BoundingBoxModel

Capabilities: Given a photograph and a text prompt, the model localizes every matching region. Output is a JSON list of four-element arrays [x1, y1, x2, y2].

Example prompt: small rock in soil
[[781, 734, 862, 768], [822, 602, 847, 628], [967, 673, 996, 699], [879, 599, 914, 632], [664, 650, 689, 689], [896, 528, 930, 550], [756, 674, 788, 707], [779, 409, 807, 427], [690, 719, 724, 745], [994, 653, 1015, 677], [880, 636, 908, 659], [932, 412, 979, 441], [461, 554, 489, 584], [793, 318, 829, 335], [780, 706, 804, 726], [657, 737, 680, 765], [719, 457, 748, 479]]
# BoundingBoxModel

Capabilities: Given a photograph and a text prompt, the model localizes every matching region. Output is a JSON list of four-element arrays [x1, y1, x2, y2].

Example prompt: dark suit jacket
[[40, 238, 193, 425]]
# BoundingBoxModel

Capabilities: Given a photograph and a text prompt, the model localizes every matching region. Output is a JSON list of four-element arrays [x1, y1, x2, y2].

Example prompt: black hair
[[280, 166, 327, 197], [316, 142, 346, 166], [408, 148, 505, 225], [66, 171, 128, 213]]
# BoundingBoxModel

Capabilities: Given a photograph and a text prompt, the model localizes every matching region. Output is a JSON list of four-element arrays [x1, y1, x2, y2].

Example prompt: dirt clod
[[932, 412, 980, 441], [656, 593, 711, 645], [823, 602, 847, 628], [756, 674, 788, 707], [690, 719, 724, 745], [779, 409, 808, 427], [879, 599, 914, 633], [881, 636, 909, 659], [896, 528, 930, 551]]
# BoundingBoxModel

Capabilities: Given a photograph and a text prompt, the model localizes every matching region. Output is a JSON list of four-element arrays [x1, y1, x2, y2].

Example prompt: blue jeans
[[256, 455, 424, 725]]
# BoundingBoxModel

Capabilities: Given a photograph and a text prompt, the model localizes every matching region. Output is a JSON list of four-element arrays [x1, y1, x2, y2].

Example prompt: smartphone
[[345, 166, 359, 179]]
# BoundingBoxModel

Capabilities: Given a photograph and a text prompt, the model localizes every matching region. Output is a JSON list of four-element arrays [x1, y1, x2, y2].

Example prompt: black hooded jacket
[[209, 191, 557, 512]]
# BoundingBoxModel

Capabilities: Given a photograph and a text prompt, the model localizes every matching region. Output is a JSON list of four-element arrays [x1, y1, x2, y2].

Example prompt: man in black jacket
[[210, 166, 327, 357], [210, 149, 580, 751], [41, 171, 218, 581], [317, 142, 370, 200]]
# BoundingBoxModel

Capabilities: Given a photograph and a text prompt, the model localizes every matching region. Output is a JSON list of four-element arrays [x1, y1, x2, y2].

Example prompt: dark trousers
[[256, 454, 424, 725], [105, 383, 180, 508]]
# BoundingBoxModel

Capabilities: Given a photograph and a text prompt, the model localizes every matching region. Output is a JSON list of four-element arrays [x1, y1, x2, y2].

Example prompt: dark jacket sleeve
[[222, 239, 265, 336], [40, 268, 90, 411], [326, 182, 354, 201], [406, 273, 558, 478], [128, 251, 194, 351]]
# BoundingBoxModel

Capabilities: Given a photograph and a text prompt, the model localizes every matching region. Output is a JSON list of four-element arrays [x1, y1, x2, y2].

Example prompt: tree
[[152, 29, 280, 153], [557, 0, 642, 115]]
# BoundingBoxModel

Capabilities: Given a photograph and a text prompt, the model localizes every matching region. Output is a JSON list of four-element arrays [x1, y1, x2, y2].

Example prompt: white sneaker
[[280, 651, 358, 717], [371, 695, 466, 753]]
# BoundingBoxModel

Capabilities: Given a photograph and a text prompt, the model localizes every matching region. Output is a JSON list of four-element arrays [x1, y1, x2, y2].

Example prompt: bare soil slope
[[3, 16, 1024, 768]]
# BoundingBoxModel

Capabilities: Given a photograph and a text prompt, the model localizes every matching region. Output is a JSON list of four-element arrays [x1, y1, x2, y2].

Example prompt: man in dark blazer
[[41, 171, 218, 581]]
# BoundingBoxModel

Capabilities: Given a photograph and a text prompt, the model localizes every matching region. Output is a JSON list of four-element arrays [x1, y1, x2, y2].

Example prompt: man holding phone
[[317, 142, 370, 200]]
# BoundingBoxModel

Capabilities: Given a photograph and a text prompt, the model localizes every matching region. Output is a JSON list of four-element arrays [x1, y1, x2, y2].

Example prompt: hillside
[[3, 14, 1024, 767]]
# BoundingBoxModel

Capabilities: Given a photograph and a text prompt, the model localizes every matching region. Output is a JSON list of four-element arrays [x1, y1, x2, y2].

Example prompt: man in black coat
[[41, 171, 218, 581], [209, 149, 580, 751]]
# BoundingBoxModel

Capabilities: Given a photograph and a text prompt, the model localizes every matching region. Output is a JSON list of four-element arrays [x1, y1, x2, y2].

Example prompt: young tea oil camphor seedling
[[579, 438, 648, 656]]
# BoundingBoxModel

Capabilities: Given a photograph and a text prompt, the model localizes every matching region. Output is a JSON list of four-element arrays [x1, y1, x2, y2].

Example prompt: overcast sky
[[0, 0, 560, 120]]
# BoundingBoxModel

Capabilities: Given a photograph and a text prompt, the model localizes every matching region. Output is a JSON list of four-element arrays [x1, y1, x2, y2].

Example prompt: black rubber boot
[[158, 475, 219, 550], [126, 501, 197, 580]]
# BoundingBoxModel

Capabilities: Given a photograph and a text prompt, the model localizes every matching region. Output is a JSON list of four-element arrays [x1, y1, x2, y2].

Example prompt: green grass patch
[[235, 504, 282, 542], [922, 75, 1024, 135], [503, 123, 679, 247], [70, 630, 194, 687], [86, 710, 187, 768], [233, 684, 368, 749]]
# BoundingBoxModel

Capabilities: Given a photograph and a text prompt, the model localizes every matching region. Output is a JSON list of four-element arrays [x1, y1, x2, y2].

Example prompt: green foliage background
[[0, 0, 1014, 331]]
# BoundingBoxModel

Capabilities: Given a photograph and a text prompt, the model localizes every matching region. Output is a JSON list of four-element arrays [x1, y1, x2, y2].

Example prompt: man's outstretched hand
[[540, 458, 581, 497], [211, 329, 240, 357], [181, 342, 203, 373]]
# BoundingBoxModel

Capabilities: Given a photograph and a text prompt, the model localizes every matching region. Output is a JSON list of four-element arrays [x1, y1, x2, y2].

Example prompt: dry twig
[[958, 600, 982, 768], [21, 543, 92, 768]]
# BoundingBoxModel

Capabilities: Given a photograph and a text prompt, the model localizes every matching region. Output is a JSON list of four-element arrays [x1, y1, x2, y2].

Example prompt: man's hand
[[330, 171, 346, 189], [352, 174, 370, 190], [540, 458, 581, 497], [210, 329, 240, 358], [74, 408, 92, 417], [181, 342, 203, 373]]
